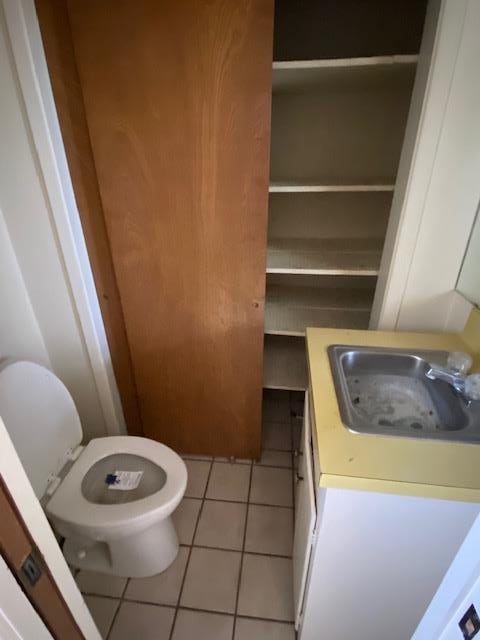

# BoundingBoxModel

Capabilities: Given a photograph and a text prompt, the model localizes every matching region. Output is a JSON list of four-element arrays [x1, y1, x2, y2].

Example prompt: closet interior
[[263, 0, 429, 392]]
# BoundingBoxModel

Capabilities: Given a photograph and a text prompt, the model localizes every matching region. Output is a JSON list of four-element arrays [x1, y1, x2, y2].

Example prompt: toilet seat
[[46, 435, 187, 540]]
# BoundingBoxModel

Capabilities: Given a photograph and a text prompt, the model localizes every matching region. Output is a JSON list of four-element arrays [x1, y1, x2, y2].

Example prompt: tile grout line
[[176, 604, 294, 625], [179, 543, 292, 559], [80, 594, 295, 626], [105, 574, 130, 639], [184, 495, 294, 509], [231, 458, 254, 640], [168, 457, 214, 640], [183, 455, 293, 467]]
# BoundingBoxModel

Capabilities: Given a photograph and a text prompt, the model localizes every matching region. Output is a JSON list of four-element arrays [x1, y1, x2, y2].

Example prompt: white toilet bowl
[[0, 360, 187, 577]]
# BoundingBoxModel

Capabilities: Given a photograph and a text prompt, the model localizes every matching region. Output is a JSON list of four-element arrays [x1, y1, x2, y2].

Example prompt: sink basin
[[328, 345, 480, 443]]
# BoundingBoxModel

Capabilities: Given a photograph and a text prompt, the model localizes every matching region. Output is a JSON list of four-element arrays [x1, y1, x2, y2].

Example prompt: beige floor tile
[[255, 449, 292, 468], [237, 554, 294, 621], [214, 456, 251, 464], [262, 422, 292, 451], [235, 617, 295, 640], [262, 390, 291, 423], [245, 505, 293, 556], [76, 571, 127, 598], [180, 547, 241, 613], [172, 609, 234, 640], [184, 459, 211, 498], [109, 602, 174, 640], [84, 595, 119, 639], [172, 498, 202, 544], [194, 500, 247, 550], [206, 462, 250, 502], [124, 546, 188, 606], [250, 466, 293, 507]]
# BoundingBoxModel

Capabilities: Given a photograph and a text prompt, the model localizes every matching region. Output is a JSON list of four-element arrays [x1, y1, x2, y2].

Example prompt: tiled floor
[[77, 390, 303, 640]]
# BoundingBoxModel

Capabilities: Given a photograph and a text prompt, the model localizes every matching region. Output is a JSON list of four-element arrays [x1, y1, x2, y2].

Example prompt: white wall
[[371, 0, 478, 333], [0, 6, 107, 440], [457, 206, 480, 306], [0, 210, 50, 367]]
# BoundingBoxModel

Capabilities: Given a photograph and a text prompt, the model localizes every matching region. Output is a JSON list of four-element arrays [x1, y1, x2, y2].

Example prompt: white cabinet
[[292, 392, 316, 626], [293, 394, 480, 640]]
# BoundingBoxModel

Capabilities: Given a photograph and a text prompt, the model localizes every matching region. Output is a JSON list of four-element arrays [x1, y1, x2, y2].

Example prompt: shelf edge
[[269, 184, 395, 193], [272, 55, 419, 71], [266, 267, 380, 276]]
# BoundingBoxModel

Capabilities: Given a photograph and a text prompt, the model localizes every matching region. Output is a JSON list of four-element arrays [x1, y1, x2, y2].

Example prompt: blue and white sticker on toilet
[[105, 470, 144, 490]]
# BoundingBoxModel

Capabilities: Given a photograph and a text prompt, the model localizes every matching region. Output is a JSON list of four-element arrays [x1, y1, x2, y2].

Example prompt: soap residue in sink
[[346, 374, 440, 432]]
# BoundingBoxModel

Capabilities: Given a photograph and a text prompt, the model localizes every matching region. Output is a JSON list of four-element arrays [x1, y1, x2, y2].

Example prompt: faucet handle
[[465, 374, 480, 401], [447, 351, 473, 374]]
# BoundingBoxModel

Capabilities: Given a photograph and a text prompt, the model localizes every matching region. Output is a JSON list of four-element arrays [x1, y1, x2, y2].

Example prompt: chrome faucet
[[425, 352, 480, 402], [425, 364, 468, 394]]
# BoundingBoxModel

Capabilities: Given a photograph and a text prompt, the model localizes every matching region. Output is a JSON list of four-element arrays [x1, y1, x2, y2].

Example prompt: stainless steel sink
[[328, 345, 480, 443]]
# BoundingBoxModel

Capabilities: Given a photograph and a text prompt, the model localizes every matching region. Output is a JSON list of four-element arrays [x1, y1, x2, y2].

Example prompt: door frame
[[0, 416, 101, 639], [370, 0, 477, 332], [1, 0, 126, 436]]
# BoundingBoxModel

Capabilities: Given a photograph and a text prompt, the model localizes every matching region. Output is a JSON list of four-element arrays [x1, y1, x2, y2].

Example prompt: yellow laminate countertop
[[306, 309, 480, 502]]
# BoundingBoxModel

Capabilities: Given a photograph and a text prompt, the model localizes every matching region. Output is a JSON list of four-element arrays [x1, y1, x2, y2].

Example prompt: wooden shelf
[[272, 55, 418, 93], [265, 284, 374, 335], [263, 335, 308, 391], [269, 182, 394, 193], [265, 4, 425, 394], [266, 238, 382, 276], [273, 55, 418, 69]]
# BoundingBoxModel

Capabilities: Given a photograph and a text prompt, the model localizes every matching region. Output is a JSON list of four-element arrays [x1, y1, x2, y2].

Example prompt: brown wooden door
[[46, 0, 273, 457]]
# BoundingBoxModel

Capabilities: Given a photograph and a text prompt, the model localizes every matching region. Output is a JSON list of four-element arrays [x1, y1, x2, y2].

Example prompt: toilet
[[0, 360, 187, 578]]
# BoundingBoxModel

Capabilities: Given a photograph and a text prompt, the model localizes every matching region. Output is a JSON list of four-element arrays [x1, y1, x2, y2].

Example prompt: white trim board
[[371, 0, 476, 333], [1, 0, 125, 435]]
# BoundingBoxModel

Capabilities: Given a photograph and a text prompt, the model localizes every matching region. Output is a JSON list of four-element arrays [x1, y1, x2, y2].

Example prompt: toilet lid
[[0, 361, 82, 498]]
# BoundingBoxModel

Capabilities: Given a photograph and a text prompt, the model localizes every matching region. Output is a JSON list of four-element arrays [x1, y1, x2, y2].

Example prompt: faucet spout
[[425, 353, 480, 402], [425, 364, 466, 395]]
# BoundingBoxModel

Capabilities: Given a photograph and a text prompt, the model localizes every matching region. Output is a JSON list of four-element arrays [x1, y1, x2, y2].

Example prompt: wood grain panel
[[66, 0, 273, 457], [0, 480, 84, 639], [35, 0, 143, 436]]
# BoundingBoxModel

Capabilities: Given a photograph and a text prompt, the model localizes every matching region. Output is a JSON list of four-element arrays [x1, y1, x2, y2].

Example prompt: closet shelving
[[265, 275, 375, 337], [263, 51, 419, 390]]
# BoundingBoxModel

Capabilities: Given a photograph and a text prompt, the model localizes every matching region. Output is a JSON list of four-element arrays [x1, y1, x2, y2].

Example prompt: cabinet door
[[293, 391, 316, 627], [56, 0, 273, 456]]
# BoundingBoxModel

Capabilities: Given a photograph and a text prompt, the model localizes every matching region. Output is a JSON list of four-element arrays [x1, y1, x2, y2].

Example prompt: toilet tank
[[0, 361, 82, 498]]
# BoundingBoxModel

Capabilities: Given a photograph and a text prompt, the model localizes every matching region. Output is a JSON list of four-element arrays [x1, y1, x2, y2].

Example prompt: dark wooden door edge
[[0, 478, 85, 640], [34, 0, 143, 436]]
